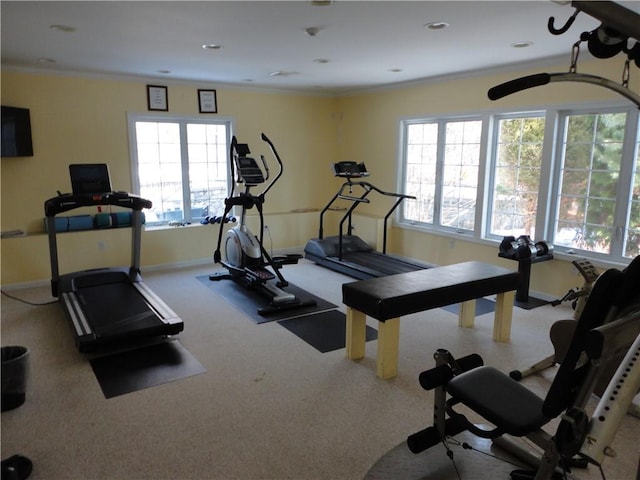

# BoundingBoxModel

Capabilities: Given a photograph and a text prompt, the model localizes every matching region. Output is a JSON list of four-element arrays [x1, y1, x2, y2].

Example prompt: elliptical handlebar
[[229, 136, 239, 197], [259, 133, 284, 198]]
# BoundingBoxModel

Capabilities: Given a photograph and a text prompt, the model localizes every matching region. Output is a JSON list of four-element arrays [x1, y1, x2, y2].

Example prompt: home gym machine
[[210, 133, 315, 315], [44, 164, 184, 353], [405, 255, 640, 480], [304, 161, 435, 280]]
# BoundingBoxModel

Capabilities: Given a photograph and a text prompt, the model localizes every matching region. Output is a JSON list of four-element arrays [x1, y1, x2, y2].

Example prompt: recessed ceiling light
[[425, 22, 449, 30], [49, 24, 75, 33], [269, 71, 300, 77], [202, 44, 223, 50], [305, 26, 322, 37], [388, 68, 403, 73], [313, 58, 330, 64], [511, 41, 533, 48], [37, 57, 56, 64], [157, 70, 171, 74]]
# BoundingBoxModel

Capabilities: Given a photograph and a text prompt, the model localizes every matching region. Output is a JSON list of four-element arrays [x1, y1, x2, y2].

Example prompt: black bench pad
[[447, 366, 549, 436], [342, 261, 519, 321]]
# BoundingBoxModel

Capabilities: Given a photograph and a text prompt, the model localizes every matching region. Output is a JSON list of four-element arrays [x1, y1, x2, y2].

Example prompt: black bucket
[[1, 346, 30, 412]]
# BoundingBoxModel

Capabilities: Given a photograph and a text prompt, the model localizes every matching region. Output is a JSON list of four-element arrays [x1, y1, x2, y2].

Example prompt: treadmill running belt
[[335, 251, 424, 276], [77, 282, 160, 336]]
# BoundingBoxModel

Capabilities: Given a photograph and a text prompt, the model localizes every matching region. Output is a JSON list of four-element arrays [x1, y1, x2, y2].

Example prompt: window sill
[[395, 221, 630, 271]]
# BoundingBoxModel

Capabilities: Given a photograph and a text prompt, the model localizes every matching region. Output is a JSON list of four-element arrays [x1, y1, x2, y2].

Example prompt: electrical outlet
[[97, 241, 106, 250]]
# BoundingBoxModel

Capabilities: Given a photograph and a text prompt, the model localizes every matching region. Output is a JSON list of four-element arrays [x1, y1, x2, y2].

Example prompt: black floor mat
[[278, 310, 377, 353], [441, 297, 496, 316], [89, 340, 206, 399], [197, 274, 337, 324]]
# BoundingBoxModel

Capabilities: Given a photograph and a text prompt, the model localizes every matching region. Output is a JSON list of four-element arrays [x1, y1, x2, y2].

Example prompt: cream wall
[[2, 55, 638, 295], [1, 71, 338, 284]]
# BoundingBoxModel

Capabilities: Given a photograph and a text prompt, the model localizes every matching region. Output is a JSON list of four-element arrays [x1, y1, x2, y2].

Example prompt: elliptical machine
[[210, 133, 315, 315]]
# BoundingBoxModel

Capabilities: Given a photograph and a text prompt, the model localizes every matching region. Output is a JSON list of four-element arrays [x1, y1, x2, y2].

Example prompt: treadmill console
[[332, 161, 369, 178], [70, 163, 112, 194]]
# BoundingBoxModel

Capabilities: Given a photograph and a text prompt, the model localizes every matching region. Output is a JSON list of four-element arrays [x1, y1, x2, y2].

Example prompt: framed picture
[[147, 85, 168, 111], [198, 89, 217, 113]]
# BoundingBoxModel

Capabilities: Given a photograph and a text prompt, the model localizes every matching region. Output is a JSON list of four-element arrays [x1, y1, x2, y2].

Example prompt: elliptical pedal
[[246, 267, 275, 281]]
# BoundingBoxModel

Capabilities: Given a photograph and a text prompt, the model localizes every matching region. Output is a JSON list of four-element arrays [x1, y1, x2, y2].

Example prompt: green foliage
[[559, 113, 629, 253]]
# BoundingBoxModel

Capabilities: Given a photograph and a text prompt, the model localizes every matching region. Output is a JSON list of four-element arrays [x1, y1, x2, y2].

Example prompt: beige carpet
[[1, 260, 638, 480]]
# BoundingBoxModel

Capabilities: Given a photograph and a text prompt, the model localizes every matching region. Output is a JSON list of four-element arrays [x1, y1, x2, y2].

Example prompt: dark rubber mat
[[90, 340, 206, 399], [197, 274, 337, 324], [278, 310, 377, 353], [364, 430, 527, 480], [441, 297, 495, 316]]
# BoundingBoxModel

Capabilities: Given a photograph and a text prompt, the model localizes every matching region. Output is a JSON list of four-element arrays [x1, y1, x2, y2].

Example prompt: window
[[489, 114, 545, 238], [399, 104, 639, 264], [128, 115, 232, 225], [552, 109, 639, 258], [402, 118, 482, 232]]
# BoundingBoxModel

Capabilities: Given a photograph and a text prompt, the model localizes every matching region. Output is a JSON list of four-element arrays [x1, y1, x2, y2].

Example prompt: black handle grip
[[488, 73, 551, 100], [418, 364, 452, 390], [417, 353, 483, 390], [407, 426, 442, 454]]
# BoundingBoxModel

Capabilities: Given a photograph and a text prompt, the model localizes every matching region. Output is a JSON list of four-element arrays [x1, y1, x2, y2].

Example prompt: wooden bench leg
[[346, 307, 366, 360], [493, 290, 515, 342], [377, 317, 400, 379], [459, 300, 476, 329]]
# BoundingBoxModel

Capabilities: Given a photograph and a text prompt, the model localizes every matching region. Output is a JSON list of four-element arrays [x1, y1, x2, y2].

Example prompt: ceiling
[[2, 1, 638, 95]]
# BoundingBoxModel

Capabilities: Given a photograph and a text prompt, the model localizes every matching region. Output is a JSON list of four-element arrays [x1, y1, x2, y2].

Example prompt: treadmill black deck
[[304, 235, 435, 280], [78, 282, 162, 337], [60, 274, 184, 352]]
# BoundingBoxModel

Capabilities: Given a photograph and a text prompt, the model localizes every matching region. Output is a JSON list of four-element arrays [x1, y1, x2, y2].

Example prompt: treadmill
[[304, 161, 436, 280], [44, 164, 184, 352]]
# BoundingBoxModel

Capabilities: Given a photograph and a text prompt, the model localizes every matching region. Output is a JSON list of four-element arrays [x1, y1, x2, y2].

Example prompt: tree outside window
[[490, 115, 545, 238], [554, 112, 626, 255]]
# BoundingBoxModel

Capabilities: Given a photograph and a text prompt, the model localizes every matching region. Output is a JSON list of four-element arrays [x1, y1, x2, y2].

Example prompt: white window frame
[[397, 101, 639, 265], [127, 113, 234, 226], [485, 110, 549, 242], [398, 115, 488, 235], [547, 106, 640, 262]]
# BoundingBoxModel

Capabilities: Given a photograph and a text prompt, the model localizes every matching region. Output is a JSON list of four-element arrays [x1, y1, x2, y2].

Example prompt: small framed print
[[147, 85, 168, 111], [198, 89, 217, 113]]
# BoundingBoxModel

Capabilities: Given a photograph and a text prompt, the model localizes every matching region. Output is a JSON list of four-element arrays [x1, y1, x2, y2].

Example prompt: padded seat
[[447, 366, 549, 437]]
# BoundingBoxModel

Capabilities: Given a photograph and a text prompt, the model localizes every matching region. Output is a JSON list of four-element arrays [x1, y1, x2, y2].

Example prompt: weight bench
[[342, 261, 519, 379]]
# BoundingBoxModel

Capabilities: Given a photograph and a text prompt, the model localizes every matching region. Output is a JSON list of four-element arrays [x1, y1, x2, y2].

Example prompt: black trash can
[[1, 346, 30, 412]]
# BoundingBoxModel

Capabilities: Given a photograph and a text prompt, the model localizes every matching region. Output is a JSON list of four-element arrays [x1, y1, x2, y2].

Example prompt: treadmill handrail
[[318, 179, 415, 256], [45, 192, 151, 296], [44, 191, 152, 217]]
